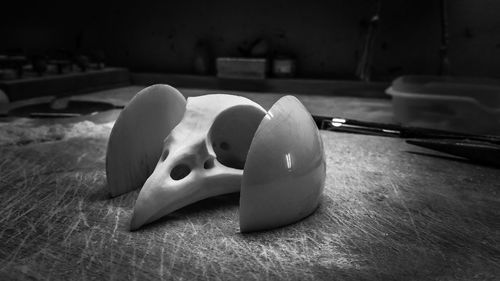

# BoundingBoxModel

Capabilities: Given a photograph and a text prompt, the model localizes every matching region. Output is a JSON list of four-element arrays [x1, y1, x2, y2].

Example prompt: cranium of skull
[[106, 85, 326, 232]]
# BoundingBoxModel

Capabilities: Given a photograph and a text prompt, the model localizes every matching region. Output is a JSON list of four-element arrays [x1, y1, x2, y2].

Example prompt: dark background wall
[[2, 0, 499, 80]]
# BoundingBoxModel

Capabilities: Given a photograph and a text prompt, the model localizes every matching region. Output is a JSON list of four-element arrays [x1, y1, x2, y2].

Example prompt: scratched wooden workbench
[[0, 86, 499, 280]]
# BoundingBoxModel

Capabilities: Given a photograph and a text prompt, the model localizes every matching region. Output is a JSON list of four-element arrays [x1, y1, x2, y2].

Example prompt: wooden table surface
[[0, 86, 499, 280]]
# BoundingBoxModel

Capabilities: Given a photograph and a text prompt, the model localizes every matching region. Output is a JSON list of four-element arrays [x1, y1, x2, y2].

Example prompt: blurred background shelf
[[0, 67, 130, 101], [132, 73, 390, 98]]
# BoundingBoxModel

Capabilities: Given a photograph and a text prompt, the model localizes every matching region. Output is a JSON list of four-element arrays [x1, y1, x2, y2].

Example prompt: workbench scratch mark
[[77, 153, 88, 164], [390, 181, 426, 254], [131, 236, 139, 281], [137, 239, 152, 271], [46, 252, 57, 281], [79, 199, 90, 227], [159, 232, 168, 280], [169, 238, 183, 272], [109, 233, 127, 281], [111, 208, 121, 240], [2, 229, 30, 271], [63, 199, 89, 244], [0, 208, 13, 238], [86, 228, 98, 275], [188, 220, 197, 235], [105, 205, 113, 218]]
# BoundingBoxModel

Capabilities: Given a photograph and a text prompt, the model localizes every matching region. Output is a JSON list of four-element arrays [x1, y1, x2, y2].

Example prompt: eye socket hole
[[208, 105, 265, 170], [161, 149, 169, 161], [219, 142, 230, 151], [170, 164, 191, 180], [204, 159, 215, 169]]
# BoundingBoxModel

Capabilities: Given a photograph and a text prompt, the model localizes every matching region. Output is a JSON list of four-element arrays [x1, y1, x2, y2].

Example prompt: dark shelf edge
[[131, 73, 390, 99], [0, 68, 131, 102]]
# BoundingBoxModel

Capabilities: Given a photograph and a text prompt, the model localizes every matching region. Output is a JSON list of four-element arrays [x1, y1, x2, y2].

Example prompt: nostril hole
[[204, 159, 214, 169], [219, 142, 230, 151], [161, 149, 169, 161], [170, 164, 191, 180]]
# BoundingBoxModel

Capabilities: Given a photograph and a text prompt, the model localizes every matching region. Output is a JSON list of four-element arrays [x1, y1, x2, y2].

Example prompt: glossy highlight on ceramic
[[240, 95, 326, 232]]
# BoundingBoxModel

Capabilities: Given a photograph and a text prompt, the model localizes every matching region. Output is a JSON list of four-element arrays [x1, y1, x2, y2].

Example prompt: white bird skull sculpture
[[130, 94, 266, 230], [106, 85, 326, 232]]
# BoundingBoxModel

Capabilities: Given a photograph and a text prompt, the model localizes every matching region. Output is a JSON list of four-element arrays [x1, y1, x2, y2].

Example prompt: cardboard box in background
[[216, 58, 267, 79]]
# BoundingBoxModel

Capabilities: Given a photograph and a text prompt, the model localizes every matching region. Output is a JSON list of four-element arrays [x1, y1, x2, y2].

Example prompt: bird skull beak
[[130, 94, 266, 230]]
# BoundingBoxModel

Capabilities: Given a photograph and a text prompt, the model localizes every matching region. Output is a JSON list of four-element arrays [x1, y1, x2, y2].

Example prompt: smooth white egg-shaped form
[[239, 95, 326, 232], [106, 85, 186, 197]]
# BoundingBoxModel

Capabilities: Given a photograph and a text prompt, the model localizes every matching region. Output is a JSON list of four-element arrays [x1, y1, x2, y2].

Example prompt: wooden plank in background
[[216, 58, 268, 79], [0, 68, 131, 101], [132, 73, 390, 98]]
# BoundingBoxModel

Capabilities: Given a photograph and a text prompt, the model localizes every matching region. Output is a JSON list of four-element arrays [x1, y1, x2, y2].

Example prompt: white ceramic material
[[130, 94, 266, 230], [239, 95, 326, 232], [106, 85, 186, 197], [106, 85, 326, 232]]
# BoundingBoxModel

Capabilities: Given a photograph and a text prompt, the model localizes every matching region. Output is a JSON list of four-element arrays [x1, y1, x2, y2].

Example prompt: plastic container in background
[[386, 75, 500, 135]]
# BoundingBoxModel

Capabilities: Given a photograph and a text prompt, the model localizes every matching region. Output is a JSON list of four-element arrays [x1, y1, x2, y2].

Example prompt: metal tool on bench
[[312, 115, 500, 167]]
